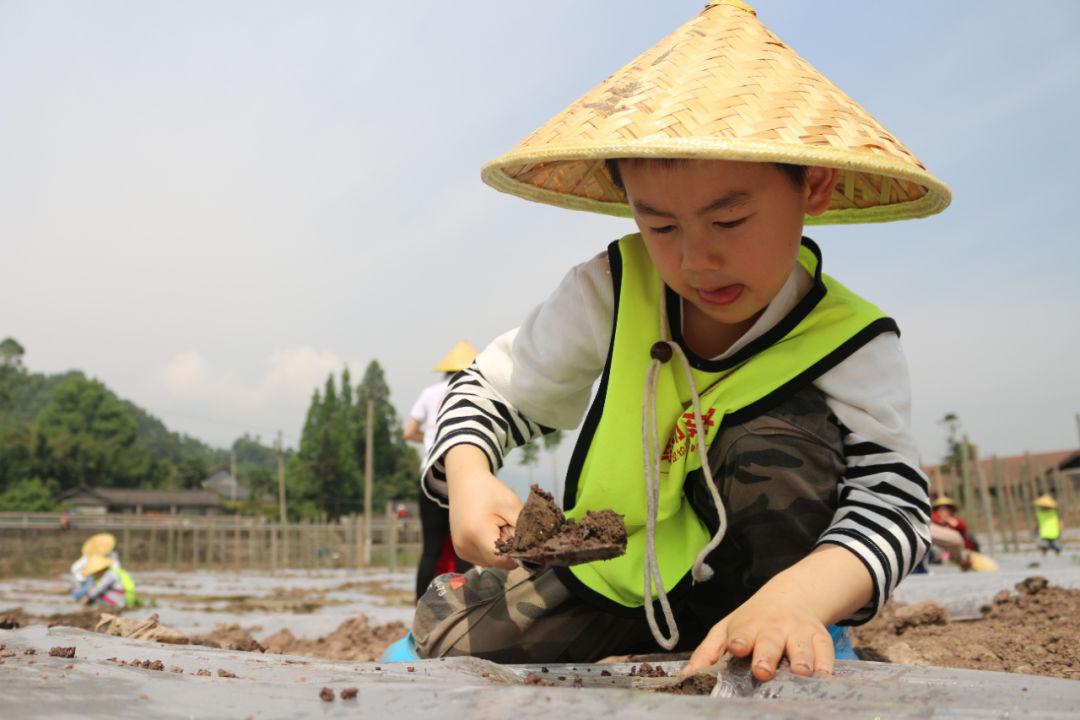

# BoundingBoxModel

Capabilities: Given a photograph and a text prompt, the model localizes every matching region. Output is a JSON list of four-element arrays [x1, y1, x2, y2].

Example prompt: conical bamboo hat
[[482, 0, 950, 225], [1034, 494, 1058, 509], [82, 532, 116, 558], [433, 340, 479, 372]]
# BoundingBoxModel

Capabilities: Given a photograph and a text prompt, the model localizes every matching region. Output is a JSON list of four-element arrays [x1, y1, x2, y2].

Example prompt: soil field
[[853, 576, 1079, 680]]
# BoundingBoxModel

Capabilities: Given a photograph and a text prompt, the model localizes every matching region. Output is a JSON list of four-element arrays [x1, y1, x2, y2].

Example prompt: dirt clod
[[654, 673, 717, 695], [49, 646, 76, 658], [319, 687, 335, 702], [23, 648, 36, 656], [340, 687, 358, 700], [854, 577, 1080, 680], [196, 669, 211, 676], [217, 668, 237, 678], [495, 485, 627, 566], [630, 661, 669, 677]]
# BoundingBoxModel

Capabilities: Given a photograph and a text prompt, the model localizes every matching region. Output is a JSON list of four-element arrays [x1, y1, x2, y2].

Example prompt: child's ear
[[804, 167, 838, 216]]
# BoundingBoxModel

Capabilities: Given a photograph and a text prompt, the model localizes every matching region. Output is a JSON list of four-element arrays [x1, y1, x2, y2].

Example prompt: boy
[[415, 0, 947, 680]]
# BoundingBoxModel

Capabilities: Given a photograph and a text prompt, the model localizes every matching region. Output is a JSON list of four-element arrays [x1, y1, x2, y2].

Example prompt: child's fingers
[[810, 630, 835, 674], [785, 634, 814, 676], [749, 626, 787, 681], [682, 620, 728, 676]]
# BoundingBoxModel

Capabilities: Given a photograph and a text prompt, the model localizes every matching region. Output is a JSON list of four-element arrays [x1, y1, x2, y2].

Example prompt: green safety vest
[[115, 566, 137, 606], [1036, 508, 1060, 540], [556, 234, 896, 609]]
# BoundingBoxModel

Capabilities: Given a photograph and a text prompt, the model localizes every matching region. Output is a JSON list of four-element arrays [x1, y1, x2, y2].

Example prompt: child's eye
[[650, 225, 676, 235], [714, 217, 747, 229]]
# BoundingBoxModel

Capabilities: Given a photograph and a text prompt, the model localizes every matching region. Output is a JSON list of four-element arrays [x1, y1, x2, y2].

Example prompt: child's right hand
[[445, 444, 522, 569]]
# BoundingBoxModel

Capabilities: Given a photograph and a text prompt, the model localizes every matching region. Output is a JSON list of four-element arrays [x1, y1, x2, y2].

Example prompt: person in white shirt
[[405, 341, 478, 600]]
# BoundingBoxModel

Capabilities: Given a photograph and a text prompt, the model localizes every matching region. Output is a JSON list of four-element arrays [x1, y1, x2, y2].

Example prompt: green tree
[[940, 413, 977, 474], [0, 338, 25, 370], [36, 375, 164, 490], [0, 477, 57, 511]]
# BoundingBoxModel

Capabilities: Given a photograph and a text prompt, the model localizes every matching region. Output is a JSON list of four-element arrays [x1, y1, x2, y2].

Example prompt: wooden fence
[[0, 508, 422, 577], [928, 451, 1079, 555]]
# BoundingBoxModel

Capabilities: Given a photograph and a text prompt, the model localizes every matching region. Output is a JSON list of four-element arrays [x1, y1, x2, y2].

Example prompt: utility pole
[[364, 395, 374, 565], [230, 449, 237, 501], [276, 431, 288, 565]]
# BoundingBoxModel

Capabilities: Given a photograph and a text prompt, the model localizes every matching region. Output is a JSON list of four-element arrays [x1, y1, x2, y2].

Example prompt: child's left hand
[[683, 593, 834, 681]]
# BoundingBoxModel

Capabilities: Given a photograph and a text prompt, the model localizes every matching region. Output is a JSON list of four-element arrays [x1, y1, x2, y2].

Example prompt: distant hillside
[[0, 337, 275, 511]]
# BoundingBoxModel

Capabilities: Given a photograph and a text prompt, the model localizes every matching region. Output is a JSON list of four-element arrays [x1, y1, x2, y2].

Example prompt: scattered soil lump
[[653, 673, 718, 695], [630, 662, 669, 677], [49, 647, 76, 658], [495, 485, 627, 565]]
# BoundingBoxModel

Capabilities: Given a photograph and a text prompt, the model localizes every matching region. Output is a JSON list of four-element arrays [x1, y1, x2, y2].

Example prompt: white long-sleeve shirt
[[423, 247, 931, 622]]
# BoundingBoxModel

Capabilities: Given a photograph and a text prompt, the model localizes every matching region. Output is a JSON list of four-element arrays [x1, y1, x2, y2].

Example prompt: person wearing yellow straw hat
[[78, 554, 132, 608], [70, 532, 121, 601], [928, 496, 973, 571], [414, 1, 946, 680], [1034, 494, 1063, 556], [405, 340, 478, 601]]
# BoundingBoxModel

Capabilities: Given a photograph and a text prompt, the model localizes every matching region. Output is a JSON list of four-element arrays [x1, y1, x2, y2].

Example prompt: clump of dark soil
[[319, 687, 334, 702], [48, 646, 76, 658], [630, 661, 669, 677], [653, 673, 717, 695], [217, 668, 237, 678], [117, 659, 164, 671], [495, 485, 627, 566], [853, 576, 1080, 680], [340, 687, 358, 700]]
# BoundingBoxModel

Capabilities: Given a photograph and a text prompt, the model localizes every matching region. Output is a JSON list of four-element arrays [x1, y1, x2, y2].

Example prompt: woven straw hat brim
[[82, 533, 116, 558], [482, 0, 950, 225], [84, 554, 112, 575], [932, 496, 958, 509], [434, 340, 479, 373], [1034, 494, 1058, 509]]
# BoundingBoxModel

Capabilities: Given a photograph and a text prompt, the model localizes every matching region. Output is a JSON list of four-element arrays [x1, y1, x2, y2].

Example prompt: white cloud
[[158, 346, 357, 408]]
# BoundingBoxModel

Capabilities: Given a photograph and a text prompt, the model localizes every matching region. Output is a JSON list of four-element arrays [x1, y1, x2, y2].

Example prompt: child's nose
[[680, 230, 723, 271]]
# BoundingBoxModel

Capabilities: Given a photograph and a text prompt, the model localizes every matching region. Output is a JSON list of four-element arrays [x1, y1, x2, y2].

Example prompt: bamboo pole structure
[[971, 449, 997, 555], [994, 457, 1020, 552], [363, 396, 374, 566]]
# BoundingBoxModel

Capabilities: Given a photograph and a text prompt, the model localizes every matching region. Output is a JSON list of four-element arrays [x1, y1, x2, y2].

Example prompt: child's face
[[619, 159, 835, 339]]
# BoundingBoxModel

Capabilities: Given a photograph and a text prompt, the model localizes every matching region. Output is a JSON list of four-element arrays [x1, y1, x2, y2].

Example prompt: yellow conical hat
[[433, 340, 479, 373], [1034, 494, 1058, 509], [482, 0, 950, 225], [84, 554, 112, 575], [81, 533, 116, 557]]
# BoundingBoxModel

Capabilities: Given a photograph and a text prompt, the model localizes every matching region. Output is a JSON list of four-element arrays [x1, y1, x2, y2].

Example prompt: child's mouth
[[697, 284, 744, 307]]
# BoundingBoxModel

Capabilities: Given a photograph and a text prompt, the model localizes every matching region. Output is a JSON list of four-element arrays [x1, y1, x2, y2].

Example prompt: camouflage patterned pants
[[413, 566, 666, 662], [414, 385, 845, 663]]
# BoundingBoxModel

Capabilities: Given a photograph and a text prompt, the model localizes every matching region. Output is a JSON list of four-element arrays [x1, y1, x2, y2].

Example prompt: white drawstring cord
[[641, 288, 730, 650]]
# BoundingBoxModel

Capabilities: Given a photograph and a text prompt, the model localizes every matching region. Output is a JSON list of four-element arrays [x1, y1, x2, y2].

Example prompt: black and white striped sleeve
[[421, 363, 553, 507], [813, 332, 932, 624]]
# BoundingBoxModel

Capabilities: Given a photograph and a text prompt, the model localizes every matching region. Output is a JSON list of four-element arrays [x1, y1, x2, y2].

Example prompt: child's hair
[[604, 158, 807, 191]]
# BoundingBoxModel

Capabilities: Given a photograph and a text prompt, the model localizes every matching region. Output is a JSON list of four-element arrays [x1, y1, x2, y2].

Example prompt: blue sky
[[2, 1, 1078, 494]]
